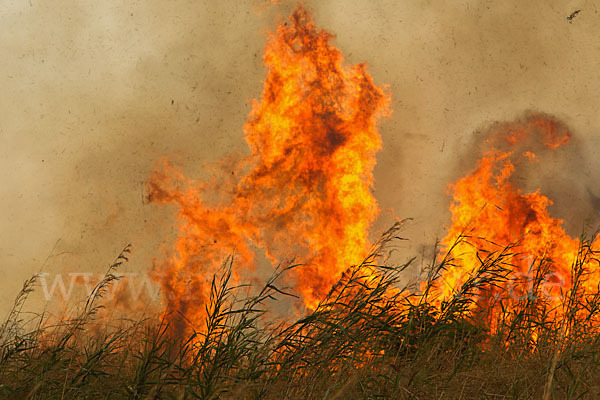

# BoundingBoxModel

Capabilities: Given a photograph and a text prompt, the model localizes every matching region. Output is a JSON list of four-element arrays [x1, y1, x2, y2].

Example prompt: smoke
[[453, 112, 600, 237], [301, 0, 600, 269], [2, 0, 600, 313], [0, 0, 274, 313]]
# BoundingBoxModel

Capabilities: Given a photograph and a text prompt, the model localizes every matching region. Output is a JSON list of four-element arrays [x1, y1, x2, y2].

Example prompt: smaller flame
[[428, 114, 600, 333]]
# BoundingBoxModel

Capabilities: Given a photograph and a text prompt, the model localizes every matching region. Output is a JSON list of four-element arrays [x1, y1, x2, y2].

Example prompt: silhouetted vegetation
[[2, 225, 600, 399]]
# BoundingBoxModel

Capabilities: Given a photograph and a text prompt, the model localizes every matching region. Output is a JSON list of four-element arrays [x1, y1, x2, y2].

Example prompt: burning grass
[[2, 224, 600, 399]]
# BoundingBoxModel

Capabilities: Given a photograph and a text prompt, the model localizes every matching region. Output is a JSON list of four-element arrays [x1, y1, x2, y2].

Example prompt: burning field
[[3, 2, 600, 399]]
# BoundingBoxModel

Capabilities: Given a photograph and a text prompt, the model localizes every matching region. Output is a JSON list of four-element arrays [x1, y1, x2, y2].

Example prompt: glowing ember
[[147, 6, 389, 334], [429, 114, 600, 331]]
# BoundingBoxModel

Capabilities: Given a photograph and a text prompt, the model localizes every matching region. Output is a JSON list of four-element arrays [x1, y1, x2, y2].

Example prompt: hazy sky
[[2, 0, 600, 314]]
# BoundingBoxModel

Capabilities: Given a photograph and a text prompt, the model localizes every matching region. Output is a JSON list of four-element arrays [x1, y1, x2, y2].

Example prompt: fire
[[147, 6, 389, 333], [430, 114, 600, 331]]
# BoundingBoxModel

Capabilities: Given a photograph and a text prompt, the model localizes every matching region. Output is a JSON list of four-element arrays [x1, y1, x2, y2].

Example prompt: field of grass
[[2, 223, 600, 399]]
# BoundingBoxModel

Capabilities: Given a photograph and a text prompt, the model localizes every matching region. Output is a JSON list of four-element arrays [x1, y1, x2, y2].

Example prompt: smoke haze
[[2, 0, 600, 313]]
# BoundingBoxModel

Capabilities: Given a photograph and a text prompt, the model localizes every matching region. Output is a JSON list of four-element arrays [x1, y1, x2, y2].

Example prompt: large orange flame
[[430, 114, 600, 331], [147, 6, 389, 333]]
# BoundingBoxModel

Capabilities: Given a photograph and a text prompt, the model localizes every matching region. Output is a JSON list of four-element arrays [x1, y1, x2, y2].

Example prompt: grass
[[2, 224, 600, 399]]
